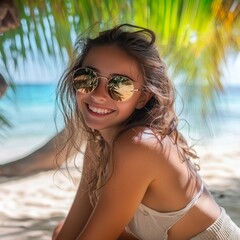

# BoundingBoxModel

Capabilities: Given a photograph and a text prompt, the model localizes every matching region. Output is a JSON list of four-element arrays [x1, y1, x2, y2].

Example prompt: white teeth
[[88, 105, 113, 114]]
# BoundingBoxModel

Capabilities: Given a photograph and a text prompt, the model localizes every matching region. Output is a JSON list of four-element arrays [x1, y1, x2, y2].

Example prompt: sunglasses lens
[[73, 68, 97, 93], [108, 76, 134, 102], [73, 68, 136, 102]]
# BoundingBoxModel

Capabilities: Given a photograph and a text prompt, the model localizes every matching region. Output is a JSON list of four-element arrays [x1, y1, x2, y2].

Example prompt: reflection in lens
[[73, 69, 136, 101], [73, 68, 98, 93], [108, 77, 134, 102], [74, 78, 98, 93], [109, 87, 124, 101]]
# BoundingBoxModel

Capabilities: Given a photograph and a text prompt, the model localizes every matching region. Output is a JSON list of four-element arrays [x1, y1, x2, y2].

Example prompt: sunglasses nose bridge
[[97, 75, 109, 81], [91, 76, 109, 99], [95, 76, 110, 91]]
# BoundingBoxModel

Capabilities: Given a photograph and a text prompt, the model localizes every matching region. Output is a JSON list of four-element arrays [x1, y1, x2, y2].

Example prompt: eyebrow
[[84, 66, 135, 81]]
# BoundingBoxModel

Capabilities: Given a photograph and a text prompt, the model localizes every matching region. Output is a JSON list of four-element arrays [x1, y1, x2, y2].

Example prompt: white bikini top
[[126, 183, 204, 240]]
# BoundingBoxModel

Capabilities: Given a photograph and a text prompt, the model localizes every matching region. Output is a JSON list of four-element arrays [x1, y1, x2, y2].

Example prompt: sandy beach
[[0, 141, 240, 240], [0, 156, 83, 240]]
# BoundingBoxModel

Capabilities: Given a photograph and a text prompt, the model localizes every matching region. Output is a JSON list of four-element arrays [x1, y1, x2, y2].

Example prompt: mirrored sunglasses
[[72, 68, 142, 102]]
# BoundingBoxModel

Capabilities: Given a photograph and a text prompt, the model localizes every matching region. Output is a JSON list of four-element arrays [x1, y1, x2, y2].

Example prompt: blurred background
[[0, 1, 239, 239], [0, 0, 240, 163]]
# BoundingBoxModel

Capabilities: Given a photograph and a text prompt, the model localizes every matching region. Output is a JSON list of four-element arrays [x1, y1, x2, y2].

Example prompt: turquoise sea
[[0, 84, 240, 164], [0, 84, 59, 163]]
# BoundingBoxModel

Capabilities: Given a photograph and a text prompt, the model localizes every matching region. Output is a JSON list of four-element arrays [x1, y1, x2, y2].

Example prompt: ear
[[136, 91, 153, 109]]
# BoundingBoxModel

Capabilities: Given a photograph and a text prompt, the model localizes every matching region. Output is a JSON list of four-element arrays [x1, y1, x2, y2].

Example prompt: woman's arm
[[76, 131, 157, 240], [53, 144, 94, 240]]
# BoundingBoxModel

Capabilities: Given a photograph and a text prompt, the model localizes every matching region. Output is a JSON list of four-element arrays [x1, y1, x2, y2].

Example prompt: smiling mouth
[[87, 104, 114, 115]]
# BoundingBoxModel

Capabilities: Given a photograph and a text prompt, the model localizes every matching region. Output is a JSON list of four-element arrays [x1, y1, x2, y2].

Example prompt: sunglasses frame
[[72, 67, 143, 102]]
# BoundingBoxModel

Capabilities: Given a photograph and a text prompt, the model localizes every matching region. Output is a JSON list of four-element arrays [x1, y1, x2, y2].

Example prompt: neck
[[98, 127, 119, 144]]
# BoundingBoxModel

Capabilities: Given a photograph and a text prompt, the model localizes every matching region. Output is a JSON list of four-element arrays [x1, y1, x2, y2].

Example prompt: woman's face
[[75, 45, 149, 138]]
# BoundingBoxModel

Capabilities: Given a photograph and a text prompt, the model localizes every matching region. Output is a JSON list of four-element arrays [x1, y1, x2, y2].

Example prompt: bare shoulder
[[114, 127, 157, 153], [113, 127, 176, 169], [113, 127, 192, 177], [114, 127, 175, 157]]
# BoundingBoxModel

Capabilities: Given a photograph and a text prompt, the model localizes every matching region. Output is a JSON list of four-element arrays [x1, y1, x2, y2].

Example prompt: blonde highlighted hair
[[56, 24, 198, 205]]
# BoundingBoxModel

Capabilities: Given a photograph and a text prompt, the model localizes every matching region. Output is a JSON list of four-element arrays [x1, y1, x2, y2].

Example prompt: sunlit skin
[[76, 45, 149, 142], [53, 44, 221, 240]]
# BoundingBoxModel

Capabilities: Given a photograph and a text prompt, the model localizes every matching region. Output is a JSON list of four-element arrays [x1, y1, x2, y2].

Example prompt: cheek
[[120, 98, 140, 114]]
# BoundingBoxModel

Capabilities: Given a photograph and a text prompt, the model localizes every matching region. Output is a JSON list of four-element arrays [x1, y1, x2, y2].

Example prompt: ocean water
[[177, 85, 240, 140], [0, 84, 239, 164], [0, 84, 60, 163]]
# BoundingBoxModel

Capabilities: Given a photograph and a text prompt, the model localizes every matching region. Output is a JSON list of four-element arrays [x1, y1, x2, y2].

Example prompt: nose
[[91, 77, 108, 102]]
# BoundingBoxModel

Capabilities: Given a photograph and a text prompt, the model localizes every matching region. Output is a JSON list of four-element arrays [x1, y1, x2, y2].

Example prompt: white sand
[[197, 137, 240, 225], [0, 142, 240, 239], [0, 156, 83, 240]]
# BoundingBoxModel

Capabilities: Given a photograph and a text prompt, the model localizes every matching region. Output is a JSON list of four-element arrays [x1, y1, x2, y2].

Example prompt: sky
[[9, 54, 66, 85], [222, 53, 240, 86]]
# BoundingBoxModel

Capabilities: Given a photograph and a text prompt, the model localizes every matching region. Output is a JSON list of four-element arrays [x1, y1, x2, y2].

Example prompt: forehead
[[82, 45, 143, 81]]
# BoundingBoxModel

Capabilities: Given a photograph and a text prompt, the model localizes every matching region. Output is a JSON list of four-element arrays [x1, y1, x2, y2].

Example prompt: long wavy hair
[[56, 23, 198, 205]]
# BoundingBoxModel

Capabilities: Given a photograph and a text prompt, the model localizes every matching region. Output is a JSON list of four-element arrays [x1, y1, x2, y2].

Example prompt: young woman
[[52, 24, 240, 240]]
